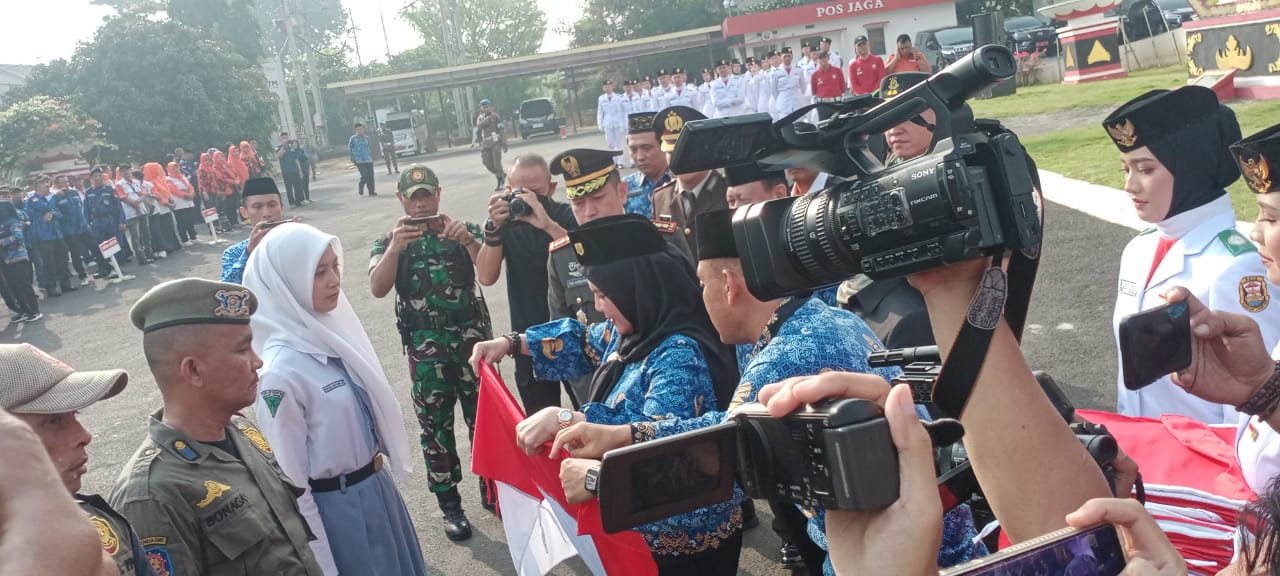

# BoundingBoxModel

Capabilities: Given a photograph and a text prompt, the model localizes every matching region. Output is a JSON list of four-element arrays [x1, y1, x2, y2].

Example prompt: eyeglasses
[[908, 116, 936, 131]]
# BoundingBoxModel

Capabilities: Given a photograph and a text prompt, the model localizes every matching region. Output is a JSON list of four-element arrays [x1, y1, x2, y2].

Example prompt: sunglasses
[[908, 116, 936, 131]]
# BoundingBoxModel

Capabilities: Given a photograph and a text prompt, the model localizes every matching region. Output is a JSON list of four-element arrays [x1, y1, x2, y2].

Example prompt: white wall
[[747, 3, 959, 56]]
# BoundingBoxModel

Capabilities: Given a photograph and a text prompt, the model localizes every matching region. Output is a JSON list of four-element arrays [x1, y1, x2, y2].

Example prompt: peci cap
[[746, 57, 757, 64], [130, 277, 257, 334], [654, 106, 707, 153], [673, 67, 686, 75], [569, 214, 666, 266], [629, 111, 658, 134], [550, 149, 620, 199], [801, 41, 812, 49], [855, 35, 869, 45], [398, 164, 440, 196], [242, 177, 281, 199], [782, 46, 793, 55], [1231, 124, 1280, 195], [1101, 86, 1221, 153], [694, 210, 737, 261], [657, 68, 669, 77], [732, 58, 742, 65], [878, 72, 929, 100], [703, 67, 712, 75], [725, 162, 786, 188], [718, 59, 731, 67], [822, 37, 833, 44], [0, 344, 128, 415]]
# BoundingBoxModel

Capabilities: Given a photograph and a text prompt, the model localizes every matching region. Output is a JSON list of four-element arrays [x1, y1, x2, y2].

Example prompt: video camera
[[669, 45, 1041, 300]]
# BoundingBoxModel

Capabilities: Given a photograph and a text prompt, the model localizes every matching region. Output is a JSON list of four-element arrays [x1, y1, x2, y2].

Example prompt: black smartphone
[[597, 420, 739, 534], [258, 220, 290, 230], [940, 524, 1126, 575], [1118, 301, 1192, 390], [407, 215, 446, 235]]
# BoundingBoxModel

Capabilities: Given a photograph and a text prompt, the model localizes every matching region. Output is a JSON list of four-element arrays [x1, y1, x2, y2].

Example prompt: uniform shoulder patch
[[235, 421, 273, 454], [651, 219, 678, 234], [1218, 229, 1258, 256], [173, 440, 198, 462], [146, 547, 173, 576], [1138, 227, 1157, 236], [260, 389, 284, 417], [90, 515, 120, 556], [549, 236, 571, 251], [653, 180, 677, 195], [1240, 275, 1270, 313]]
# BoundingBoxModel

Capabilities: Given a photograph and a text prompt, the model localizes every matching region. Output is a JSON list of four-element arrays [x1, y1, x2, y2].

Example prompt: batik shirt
[[348, 134, 373, 164], [526, 317, 742, 560], [221, 239, 250, 284], [622, 171, 671, 219]]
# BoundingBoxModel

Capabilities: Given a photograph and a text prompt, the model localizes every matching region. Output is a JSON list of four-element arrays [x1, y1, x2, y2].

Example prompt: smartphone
[[258, 220, 290, 230], [407, 216, 446, 235], [1118, 301, 1192, 390], [940, 524, 1126, 575]]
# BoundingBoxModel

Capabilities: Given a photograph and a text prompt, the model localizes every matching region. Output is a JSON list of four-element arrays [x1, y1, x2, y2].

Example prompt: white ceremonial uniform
[[621, 92, 636, 115], [1113, 195, 1280, 424], [664, 84, 697, 109], [653, 85, 671, 110], [711, 75, 746, 118], [829, 50, 844, 69], [597, 92, 628, 165], [770, 64, 806, 121], [698, 82, 714, 117]]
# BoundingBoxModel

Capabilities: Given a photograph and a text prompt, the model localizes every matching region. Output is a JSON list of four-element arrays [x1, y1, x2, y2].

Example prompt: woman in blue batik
[[471, 213, 742, 575]]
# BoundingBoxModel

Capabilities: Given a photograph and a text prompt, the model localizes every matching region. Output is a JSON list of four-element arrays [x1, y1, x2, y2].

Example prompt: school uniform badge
[[1240, 275, 1270, 312], [261, 389, 285, 417], [147, 547, 173, 576]]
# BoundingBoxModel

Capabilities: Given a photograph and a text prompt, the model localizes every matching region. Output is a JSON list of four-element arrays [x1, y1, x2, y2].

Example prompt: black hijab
[[582, 229, 740, 411]]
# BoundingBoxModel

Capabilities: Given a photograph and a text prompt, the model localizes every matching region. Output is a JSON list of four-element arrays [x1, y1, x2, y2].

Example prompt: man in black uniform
[[475, 154, 578, 413], [1, 343, 155, 576], [651, 106, 730, 259]]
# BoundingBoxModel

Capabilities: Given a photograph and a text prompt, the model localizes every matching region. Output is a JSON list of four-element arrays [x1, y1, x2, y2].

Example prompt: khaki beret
[[130, 277, 258, 333]]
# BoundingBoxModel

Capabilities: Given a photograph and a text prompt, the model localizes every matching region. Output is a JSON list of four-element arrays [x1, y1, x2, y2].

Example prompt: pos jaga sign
[[815, 0, 887, 17]]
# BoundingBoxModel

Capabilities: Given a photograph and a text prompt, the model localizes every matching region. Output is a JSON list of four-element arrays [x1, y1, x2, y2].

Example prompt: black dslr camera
[[500, 188, 533, 219], [669, 45, 1040, 299], [596, 398, 900, 533]]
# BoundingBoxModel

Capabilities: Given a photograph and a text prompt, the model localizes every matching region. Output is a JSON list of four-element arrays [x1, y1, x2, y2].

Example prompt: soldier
[[652, 106, 730, 259], [368, 164, 491, 540], [596, 79, 628, 170], [710, 59, 746, 119], [821, 36, 843, 69], [622, 112, 673, 218], [475, 99, 508, 191], [2, 343, 156, 576], [770, 47, 806, 121], [110, 278, 324, 576]]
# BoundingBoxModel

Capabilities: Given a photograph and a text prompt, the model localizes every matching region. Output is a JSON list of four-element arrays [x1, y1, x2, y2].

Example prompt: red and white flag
[[471, 362, 657, 576]]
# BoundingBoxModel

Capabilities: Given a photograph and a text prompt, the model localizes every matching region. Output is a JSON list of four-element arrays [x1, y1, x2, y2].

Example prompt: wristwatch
[[584, 465, 601, 496], [557, 408, 574, 430]]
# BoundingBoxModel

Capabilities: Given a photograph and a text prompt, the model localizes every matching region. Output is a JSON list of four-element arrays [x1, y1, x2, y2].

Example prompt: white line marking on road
[[1038, 170, 1252, 236]]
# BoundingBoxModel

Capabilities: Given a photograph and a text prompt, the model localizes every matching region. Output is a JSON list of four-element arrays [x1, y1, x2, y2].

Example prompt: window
[[867, 27, 887, 55]]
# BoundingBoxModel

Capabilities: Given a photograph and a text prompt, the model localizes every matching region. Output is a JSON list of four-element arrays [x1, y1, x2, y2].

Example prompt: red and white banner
[[471, 363, 657, 576], [202, 207, 220, 224], [98, 237, 120, 259]]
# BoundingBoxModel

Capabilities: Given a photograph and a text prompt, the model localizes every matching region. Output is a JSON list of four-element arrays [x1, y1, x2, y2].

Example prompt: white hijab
[[243, 223, 413, 480]]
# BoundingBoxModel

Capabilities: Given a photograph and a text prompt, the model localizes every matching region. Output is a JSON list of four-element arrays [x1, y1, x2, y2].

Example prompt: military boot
[[437, 487, 472, 541]]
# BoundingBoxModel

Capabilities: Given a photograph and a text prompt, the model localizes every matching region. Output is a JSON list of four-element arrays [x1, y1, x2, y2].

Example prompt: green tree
[[567, 0, 722, 46], [70, 17, 276, 159], [0, 96, 102, 169], [2, 59, 80, 107], [400, 0, 546, 63]]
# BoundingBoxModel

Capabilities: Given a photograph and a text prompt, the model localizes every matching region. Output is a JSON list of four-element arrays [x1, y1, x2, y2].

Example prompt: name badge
[[567, 277, 588, 289], [1119, 279, 1139, 297]]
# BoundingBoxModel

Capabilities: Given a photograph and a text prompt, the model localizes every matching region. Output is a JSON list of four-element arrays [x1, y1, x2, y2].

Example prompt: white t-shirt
[[168, 177, 196, 210], [115, 179, 144, 220]]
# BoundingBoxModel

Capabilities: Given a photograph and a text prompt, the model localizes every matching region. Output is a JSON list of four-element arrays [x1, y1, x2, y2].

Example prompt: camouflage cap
[[0, 344, 128, 414], [130, 277, 257, 333], [398, 164, 440, 196]]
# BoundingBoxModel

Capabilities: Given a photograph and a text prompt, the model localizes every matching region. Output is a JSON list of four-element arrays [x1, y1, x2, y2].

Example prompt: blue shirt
[[622, 171, 671, 219], [0, 219, 29, 264], [221, 239, 249, 284], [348, 134, 373, 164], [23, 192, 63, 241], [526, 317, 741, 561], [84, 185, 125, 240], [55, 190, 90, 236], [279, 147, 306, 176], [178, 159, 198, 180]]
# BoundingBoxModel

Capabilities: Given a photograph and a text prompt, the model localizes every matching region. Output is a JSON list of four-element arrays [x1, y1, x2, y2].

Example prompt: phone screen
[[1118, 301, 1192, 390], [942, 524, 1125, 575], [408, 216, 445, 235]]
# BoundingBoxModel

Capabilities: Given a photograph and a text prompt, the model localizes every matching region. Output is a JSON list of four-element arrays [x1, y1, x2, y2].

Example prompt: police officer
[[2, 343, 155, 576], [622, 112, 673, 218], [770, 47, 806, 120], [369, 164, 491, 540], [651, 106, 729, 259], [111, 277, 324, 576], [1102, 87, 1280, 423], [710, 59, 746, 118], [597, 79, 628, 169]]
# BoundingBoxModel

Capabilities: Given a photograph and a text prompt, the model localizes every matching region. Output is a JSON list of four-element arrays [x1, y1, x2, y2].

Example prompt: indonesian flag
[[470, 362, 658, 576]]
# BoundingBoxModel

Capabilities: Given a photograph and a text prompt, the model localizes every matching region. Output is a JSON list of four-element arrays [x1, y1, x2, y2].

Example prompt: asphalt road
[[5, 131, 1134, 575]]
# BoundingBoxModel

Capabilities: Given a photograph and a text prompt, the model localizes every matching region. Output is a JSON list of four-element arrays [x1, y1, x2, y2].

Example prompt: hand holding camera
[[389, 216, 426, 253]]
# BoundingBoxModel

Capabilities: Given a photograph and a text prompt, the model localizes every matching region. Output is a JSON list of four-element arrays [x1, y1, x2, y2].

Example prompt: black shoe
[[480, 477, 496, 514], [780, 542, 803, 569], [437, 488, 473, 541], [369, 191, 378, 196], [9, 313, 22, 323], [359, 190, 364, 196], [22, 312, 43, 322]]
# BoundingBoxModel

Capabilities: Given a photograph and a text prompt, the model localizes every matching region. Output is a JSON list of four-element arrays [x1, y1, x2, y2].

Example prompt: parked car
[[917, 26, 975, 70], [1109, 0, 1172, 42], [517, 97, 564, 140], [1155, 0, 1196, 26], [1005, 15, 1059, 56]]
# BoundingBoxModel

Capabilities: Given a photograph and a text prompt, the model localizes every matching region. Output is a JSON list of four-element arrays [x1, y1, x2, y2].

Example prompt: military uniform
[[78, 494, 157, 576], [372, 166, 491, 493], [652, 106, 730, 259]]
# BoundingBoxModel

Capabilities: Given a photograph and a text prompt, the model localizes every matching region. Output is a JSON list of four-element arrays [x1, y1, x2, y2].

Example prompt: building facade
[[723, 0, 959, 61]]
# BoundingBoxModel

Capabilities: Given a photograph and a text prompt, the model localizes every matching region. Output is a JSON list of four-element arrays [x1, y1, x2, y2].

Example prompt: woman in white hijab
[[244, 222, 426, 576]]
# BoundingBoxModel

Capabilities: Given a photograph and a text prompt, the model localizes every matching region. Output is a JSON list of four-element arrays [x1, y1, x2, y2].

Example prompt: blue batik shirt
[[84, 185, 125, 241], [0, 219, 29, 264], [55, 190, 90, 236], [23, 192, 63, 242], [526, 317, 742, 561], [348, 134, 373, 164], [221, 239, 249, 284], [622, 171, 671, 219]]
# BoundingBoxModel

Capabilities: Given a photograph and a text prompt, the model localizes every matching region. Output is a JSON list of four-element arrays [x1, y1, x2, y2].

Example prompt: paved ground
[[3, 130, 1135, 575]]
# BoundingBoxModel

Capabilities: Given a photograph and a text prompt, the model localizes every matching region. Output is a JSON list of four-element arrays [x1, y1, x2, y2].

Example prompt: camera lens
[[508, 197, 532, 218]]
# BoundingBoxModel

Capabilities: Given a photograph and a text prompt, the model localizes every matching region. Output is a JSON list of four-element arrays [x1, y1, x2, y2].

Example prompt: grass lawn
[[1022, 98, 1280, 221], [969, 65, 1188, 118]]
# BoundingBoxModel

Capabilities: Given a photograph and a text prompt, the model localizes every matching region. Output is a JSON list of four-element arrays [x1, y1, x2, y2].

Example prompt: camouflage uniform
[[371, 214, 491, 493]]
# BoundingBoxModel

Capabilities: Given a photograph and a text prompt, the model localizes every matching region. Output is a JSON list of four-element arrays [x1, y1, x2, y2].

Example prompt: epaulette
[[652, 219, 678, 234], [549, 236, 571, 251], [1218, 229, 1258, 256], [653, 180, 677, 194]]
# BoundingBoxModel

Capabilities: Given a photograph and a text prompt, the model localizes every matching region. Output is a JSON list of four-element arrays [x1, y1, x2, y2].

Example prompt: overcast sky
[[0, 0, 579, 66]]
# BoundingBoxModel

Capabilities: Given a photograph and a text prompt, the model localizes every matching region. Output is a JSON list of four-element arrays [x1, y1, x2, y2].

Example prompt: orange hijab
[[143, 162, 174, 205], [168, 162, 196, 199], [228, 146, 249, 184]]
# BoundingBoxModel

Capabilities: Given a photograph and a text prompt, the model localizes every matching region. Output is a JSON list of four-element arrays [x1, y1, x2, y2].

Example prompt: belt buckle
[[373, 453, 385, 472]]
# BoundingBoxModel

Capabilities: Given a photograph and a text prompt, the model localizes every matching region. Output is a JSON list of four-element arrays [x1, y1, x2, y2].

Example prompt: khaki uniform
[[78, 493, 156, 576], [109, 409, 323, 576], [650, 171, 729, 261]]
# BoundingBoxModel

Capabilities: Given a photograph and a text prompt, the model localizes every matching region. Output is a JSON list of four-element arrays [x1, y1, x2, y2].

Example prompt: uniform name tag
[[567, 277, 588, 288], [1119, 279, 1139, 297]]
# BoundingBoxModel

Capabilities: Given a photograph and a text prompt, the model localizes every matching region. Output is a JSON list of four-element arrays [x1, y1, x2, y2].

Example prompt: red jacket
[[810, 66, 846, 99], [849, 54, 886, 95]]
